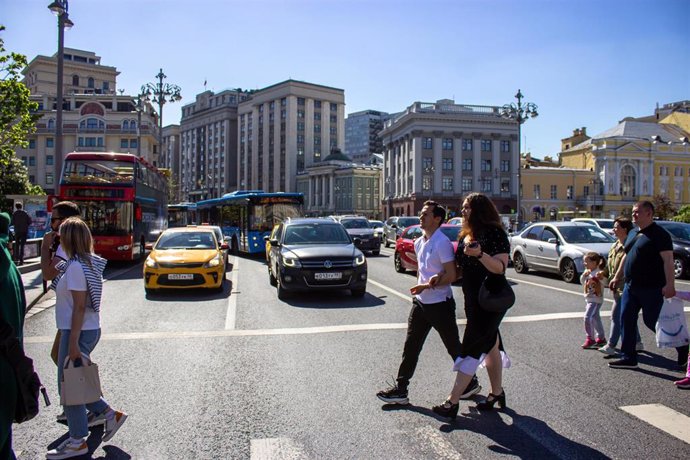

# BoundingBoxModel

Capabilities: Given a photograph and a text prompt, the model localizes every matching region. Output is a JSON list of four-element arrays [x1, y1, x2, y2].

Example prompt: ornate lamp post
[[141, 69, 181, 165], [424, 165, 435, 200], [501, 89, 538, 228], [47, 0, 74, 191]]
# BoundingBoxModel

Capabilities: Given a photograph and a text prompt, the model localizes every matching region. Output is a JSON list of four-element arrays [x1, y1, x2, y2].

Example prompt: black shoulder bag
[[0, 311, 50, 423], [478, 260, 515, 313]]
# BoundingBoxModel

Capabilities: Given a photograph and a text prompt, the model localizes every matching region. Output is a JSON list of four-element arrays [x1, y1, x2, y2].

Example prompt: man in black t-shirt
[[608, 201, 679, 369]]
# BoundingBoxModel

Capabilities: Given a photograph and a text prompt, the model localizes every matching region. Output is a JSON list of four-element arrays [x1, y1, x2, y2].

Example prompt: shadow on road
[[47, 427, 131, 459], [280, 291, 386, 309], [144, 279, 232, 302]]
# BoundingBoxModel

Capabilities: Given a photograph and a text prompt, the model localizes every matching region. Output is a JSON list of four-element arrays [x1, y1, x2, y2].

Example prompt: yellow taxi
[[143, 227, 226, 294]]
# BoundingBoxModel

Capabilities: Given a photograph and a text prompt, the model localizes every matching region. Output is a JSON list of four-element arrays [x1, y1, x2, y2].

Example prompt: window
[[481, 159, 492, 171], [297, 134, 304, 144], [462, 158, 472, 171], [102, 81, 109, 91], [422, 137, 433, 149], [442, 158, 453, 170], [462, 177, 473, 191], [130, 139, 138, 148], [330, 102, 337, 111], [72, 75, 79, 86], [314, 100, 321, 108], [330, 115, 337, 123], [500, 179, 510, 192], [121, 139, 129, 148], [314, 113, 321, 121], [500, 160, 510, 172], [46, 138, 54, 148], [46, 173, 54, 184], [314, 124, 321, 133], [29, 139, 36, 149], [297, 122, 304, 131], [87, 77, 94, 88], [481, 140, 492, 152], [462, 139, 473, 151], [442, 138, 453, 150], [550, 185, 557, 199], [567, 185, 574, 200], [620, 165, 636, 197], [281, 97, 286, 107], [297, 110, 304, 119], [583, 185, 590, 196], [443, 177, 453, 191], [48, 119, 55, 129], [29, 157, 36, 166], [21, 156, 27, 166], [123, 120, 129, 130], [46, 155, 54, 166], [422, 157, 433, 169], [480, 178, 492, 192], [297, 97, 305, 106], [534, 184, 541, 199], [500, 140, 510, 153], [423, 176, 432, 191]]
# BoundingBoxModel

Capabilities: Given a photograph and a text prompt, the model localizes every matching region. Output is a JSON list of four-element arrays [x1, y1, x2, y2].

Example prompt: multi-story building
[[161, 124, 180, 201], [520, 166, 595, 222], [345, 110, 390, 163], [178, 89, 250, 201], [238, 80, 345, 193], [295, 149, 382, 218], [19, 48, 158, 194], [379, 99, 519, 218]]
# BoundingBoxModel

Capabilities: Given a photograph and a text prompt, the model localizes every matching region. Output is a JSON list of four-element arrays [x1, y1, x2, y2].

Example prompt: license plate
[[314, 272, 342, 280], [168, 274, 193, 280]]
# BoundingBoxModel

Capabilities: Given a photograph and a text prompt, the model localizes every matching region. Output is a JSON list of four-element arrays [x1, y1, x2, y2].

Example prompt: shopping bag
[[656, 297, 690, 349], [60, 356, 103, 405]]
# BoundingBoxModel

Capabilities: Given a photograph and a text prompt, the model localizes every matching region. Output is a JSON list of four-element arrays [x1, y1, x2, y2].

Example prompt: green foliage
[[652, 193, 677, 220], [672, 204, 690, 223], [0, 25, 42, 208]]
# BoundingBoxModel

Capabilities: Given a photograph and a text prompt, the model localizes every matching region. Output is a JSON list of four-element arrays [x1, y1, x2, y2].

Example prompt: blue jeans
[[58, 329, 109, 439], [620, 283, 663, 361], [608, 291, 641, 347]]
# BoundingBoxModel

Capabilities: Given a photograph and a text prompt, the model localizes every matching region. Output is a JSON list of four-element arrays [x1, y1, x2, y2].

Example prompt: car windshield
[[156, 232, 216, 250], [596, 220, 614, 229], [659, 223, 690, 240], [369, 221, 383, 228], [397, 217, 420, 228], [283, 223, 351, 245], [558, 226, 614, 244], [440, 226, 461, 241], [341, 219, 370, 229]]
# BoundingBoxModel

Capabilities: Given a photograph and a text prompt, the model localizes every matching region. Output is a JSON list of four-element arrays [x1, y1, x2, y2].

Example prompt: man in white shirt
[[377, 201, 480, 404]]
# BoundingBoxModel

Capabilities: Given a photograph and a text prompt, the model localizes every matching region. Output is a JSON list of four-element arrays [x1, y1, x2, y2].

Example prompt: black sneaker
[[376, 384, 409, 404], [459, 376, 482, 400], [608, 358, 638, 369]]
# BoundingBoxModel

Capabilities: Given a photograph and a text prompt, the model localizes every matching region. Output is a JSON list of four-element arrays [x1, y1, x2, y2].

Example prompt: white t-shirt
[[413, 228, 455, 304], [55, 260, 100, 330]]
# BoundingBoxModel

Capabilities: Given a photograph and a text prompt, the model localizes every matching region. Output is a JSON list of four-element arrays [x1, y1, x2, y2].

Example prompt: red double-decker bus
[[55, 152, 168, 261]]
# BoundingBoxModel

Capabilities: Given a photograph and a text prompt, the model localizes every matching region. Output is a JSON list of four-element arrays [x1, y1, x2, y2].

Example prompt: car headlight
[[203, 254, 223, 268], [282, 254, 301, 268], [354, 254, 366, 266], [145, 257, 158, 268]]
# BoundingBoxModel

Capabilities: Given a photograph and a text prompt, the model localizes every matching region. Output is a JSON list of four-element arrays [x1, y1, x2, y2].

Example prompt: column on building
[[401, 137, 409, 196], [329, 175, 335, 211], [432, 132, 442, 197], [472, 133, 481, 194], [453, 132, 463, 199], [412, 136, 422, 198], [492, 136, 500, 195], [321, 175, 327, 208]]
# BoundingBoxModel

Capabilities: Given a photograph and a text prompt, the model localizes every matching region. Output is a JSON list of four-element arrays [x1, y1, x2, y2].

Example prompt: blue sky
[[2, 0, 689, 157]]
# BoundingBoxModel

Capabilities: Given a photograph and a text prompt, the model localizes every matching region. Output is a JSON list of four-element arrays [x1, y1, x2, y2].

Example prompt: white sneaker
[[598, 344, 617, 355], [636, 342, 645, 351], [56, 410, 106, 428], [46, 438, 88, 459], [102, 410, 128, 442]]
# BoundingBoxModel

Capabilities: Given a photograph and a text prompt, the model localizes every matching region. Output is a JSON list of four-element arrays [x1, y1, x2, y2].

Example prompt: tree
[[0, 25, 43, 210], [652, 193, 677, 220], [673, 204, 690, 223]]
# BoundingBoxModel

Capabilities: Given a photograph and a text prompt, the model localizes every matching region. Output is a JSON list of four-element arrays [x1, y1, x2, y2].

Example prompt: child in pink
[[580, 252, 608, 349], [674, 290, 690, 389]]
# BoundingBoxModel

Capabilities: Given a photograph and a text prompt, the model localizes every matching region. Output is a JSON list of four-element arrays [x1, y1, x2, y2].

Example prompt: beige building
[[520, 166, 595, 222], [161, 125, 180, 201], [178, 89, 249, 201], [379, 99, 519, 218], [238, 80, 345, 193], [295, 149, 382, 218], [18, 49, 158, 194]]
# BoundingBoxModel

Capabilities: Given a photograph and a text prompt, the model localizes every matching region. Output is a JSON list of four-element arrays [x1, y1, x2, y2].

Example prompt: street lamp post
[[47, 0, 74, 192], [501, 89, 538, 229], [424, 165, 435, 201], [141, 69, 181, 165]]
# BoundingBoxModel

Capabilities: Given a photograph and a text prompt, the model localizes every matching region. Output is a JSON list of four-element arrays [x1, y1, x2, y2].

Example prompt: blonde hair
[[59, 216, 94, 263]]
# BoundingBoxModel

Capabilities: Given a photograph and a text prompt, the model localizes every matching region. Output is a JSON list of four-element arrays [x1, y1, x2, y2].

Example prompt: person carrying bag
[[46, 217, 128, 460]]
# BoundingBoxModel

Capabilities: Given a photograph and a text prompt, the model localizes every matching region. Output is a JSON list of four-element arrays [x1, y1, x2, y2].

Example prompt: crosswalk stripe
[[620, 404, 690, 444], [225, 255, 239, 330], [250, 437, 306, 460], [416, 425, 465, 459]]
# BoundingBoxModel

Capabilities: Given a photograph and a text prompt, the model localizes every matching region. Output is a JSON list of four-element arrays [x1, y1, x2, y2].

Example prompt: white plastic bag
[[656, 297, 690, 349]]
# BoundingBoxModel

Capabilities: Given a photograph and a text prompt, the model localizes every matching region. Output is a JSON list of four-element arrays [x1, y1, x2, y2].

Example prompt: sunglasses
[[51, 217, 63, 223]]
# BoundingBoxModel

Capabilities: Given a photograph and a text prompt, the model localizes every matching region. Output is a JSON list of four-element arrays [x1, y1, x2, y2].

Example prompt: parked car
[[394, 224, 462, 273], [369, 220, 384, 241], [510, 222, 614, 283], [447, 217, 463, 226], [143, 227, 227, 294], [656, 221, 690, 279], [383, 216, 421, 248], [340, 217, 380, 255], [571, 218, 616, 236], [265, 218, 367, 299]]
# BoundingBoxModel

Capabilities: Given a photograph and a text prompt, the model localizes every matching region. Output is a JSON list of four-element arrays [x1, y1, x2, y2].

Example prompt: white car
[[510, 222, 615, 283], [571, 218, 615, 236]]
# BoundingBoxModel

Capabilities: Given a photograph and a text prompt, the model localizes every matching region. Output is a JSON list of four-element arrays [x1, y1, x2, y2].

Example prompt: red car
[[394, 224, 462, 273]]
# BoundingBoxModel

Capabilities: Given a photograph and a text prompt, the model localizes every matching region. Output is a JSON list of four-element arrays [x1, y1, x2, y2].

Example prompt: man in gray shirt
[[10, 203, 32, 265]]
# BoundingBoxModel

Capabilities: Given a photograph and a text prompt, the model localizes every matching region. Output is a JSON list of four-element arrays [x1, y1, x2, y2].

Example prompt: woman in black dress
[[432, 193, 511, 420]]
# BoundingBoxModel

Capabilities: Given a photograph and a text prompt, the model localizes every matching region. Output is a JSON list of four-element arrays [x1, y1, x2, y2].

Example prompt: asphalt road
[[12, 246, 690, 459]]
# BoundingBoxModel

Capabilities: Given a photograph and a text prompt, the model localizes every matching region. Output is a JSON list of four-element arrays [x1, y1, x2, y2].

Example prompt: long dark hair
[[459, 193, 503, 240]]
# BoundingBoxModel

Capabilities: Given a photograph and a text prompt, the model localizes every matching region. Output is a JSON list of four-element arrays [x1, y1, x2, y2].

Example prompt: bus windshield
[[63, 159, 134, 185], [79, 201, 133, 236], [250, 203, 302, 232]]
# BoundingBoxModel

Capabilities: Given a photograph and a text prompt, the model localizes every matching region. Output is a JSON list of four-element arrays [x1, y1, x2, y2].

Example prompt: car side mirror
[[145, 243, 154, 250], [391, 224, 397, 229], [221, 243, 229, 250], [547, 238, 559, 245], [263, 235, 270, 242], [353, 237, 361, 245], [270, 239, 280, 247]]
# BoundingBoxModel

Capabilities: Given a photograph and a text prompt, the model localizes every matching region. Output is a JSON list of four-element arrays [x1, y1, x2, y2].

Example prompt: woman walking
[[432, 193, 511, 420], [46, 217, 127, 459]]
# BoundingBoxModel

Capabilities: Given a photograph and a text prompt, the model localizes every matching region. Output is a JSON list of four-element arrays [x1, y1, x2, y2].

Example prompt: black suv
[[265, 218, 368, 299], [656, 221, 690, 279], [340, 217, 380, 256], [383, 216, 420, 248]]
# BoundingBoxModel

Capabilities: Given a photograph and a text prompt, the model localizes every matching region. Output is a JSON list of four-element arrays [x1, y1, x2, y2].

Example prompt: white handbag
[[656, 297, 690, 349], [60, 355, 103, 406]]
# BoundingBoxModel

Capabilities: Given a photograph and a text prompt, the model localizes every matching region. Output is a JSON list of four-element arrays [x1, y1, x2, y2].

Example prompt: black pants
[[13, 232, 27, 264], [396, 297, 461, 389]]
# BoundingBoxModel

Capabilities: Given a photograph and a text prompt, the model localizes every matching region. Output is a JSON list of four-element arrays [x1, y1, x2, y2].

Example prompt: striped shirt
[[50, 254, 106, 312]]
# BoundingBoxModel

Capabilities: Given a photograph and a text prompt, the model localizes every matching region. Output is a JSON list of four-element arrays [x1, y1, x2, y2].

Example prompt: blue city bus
[[168, 202, 197, 227], [195, 190, 303, 254]]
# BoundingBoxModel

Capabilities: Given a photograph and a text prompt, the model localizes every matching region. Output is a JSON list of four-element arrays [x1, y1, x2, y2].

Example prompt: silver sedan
[[510, 222, 615, 283]]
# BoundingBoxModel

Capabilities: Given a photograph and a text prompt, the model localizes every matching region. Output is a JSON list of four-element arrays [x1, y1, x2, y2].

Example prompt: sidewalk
[[18, 256, 54, 312]]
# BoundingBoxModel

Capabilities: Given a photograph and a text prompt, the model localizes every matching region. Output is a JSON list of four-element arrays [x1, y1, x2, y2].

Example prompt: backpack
[[0, 315, 50, 423]]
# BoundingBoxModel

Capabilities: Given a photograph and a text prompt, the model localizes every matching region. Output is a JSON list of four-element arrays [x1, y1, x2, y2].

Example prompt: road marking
[[368, 279, 411, 301], [416, 426, 465, 460], [225, 256, 239, 330], [506, 277, 613, 303], [620, 404, 690, 444], [250, 437, 306, 460]]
